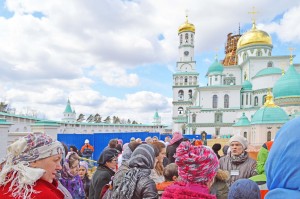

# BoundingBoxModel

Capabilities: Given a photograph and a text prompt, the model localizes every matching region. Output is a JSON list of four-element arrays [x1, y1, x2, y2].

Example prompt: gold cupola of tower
[[237, 7, 272, 49], [178, 15, 195, 34]]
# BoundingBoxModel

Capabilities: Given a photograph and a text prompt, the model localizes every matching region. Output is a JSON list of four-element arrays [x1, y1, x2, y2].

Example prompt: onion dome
[[251, 91, 289, 124], [273, 64, 300, 99], [233, 113, 251, 126], [242, 80, 252, 90], [178, 15, 195, 34], [253, 67, 282, 78], [207, 58, 224, 75], [237, 22, 272, 49]]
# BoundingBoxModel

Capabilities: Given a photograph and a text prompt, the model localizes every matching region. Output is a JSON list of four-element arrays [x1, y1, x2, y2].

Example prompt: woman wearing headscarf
[[60, 151, 85, 199], [89, 148, 119, 199], [265, 117, 300, 198], [0, 133, 64, 199], [114, 144, 158, 199], [162, 141, 219, 199], [219, 135, 257, 186], [78, 161, 91, 199], [112, 141, 142, 197]]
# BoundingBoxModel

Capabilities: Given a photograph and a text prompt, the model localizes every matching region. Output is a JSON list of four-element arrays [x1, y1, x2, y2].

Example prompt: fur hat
[[229, 135, 248, 149], [175, 141, 219, 184], [228, 179, 260, 199]]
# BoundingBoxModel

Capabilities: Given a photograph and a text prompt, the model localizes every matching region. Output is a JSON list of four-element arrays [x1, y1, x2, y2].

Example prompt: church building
[[172, 15, 300, 145]]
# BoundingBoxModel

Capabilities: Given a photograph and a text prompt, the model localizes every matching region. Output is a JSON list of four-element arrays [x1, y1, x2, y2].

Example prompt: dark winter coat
[[89, 165, 115, 199], [166, 138, 183, 164]]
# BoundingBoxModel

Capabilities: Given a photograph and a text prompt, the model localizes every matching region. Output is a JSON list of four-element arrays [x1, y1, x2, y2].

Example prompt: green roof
[[242, 80, 252, 90], [64, 99, 73, 113], [273, 64, 300, 98], [207, 58, 224, 75], [0, 118, 13, 125], [251, 106, 289, 124], [31, 120, 60, 126], [173, 72, 199, 76], [233, 113, 251, 126], [253, 67, 282, 78], [153, 111, 160, 119]]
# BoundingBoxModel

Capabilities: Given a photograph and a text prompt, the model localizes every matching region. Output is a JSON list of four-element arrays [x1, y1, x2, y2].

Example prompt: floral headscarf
[[0, 133, 63, 199]]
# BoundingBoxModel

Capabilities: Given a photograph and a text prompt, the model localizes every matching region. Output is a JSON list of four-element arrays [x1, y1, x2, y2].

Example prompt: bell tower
[[172, 15, 199, 133]]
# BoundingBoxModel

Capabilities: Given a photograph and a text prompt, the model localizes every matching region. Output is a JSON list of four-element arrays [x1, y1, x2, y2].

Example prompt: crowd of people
[[0, 116, 300, 198]]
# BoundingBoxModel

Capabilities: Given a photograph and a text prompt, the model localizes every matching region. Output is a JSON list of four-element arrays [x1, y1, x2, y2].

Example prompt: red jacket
[[0, 179, 64, 199]]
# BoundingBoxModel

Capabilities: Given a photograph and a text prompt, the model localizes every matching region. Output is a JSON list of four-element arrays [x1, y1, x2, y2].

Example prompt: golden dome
[[178, 16, 195, 34], [237, 23, 272, 49]]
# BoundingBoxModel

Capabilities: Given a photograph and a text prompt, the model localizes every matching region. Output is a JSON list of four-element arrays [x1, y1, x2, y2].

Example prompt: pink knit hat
[[169, 132, 183, 145], [175, 141, 219, 184]]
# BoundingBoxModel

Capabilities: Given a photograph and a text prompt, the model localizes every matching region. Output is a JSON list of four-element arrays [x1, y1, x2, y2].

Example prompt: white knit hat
[[229, 135, 248, 149]]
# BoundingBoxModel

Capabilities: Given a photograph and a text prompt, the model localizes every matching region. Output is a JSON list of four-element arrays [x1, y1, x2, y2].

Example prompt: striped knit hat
[[175, 141, 219, 184]]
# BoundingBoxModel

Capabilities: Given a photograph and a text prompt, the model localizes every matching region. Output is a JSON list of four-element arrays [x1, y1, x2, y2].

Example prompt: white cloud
[[0, 0, 300, 124], [262, 4, 300, 43]]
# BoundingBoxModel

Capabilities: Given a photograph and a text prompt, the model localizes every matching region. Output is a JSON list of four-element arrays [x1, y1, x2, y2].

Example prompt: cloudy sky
[[0, 0, 300, 125]]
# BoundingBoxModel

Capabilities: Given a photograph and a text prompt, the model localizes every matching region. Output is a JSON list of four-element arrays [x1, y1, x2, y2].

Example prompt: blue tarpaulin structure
[[57, 132, 212, 164]]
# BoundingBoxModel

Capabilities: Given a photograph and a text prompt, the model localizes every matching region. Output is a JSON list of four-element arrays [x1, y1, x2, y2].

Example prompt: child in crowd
[[156, 163, 178, 198], [60, 152, 86, 199], [79, 161, 91, 199]]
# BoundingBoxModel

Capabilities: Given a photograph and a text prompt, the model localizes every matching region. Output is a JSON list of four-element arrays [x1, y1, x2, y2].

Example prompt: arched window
[[184, 77, 188, 83], [267, 131, 272, 141], [241, 94, 244, 105], [257, 50, 262, 56], [192, 114, 196, 123], [178, 107, 184, 115], [243, 53, 247, 61], [267, 61, 273, 67], [254, 96, 258, 106], [224, 94, 229, 108], [246, 93, 248, 105], [185, 33, 188, 43], [188, 89, 192, 99], [213, 95, 218, 108], [244, 132, 247, 139], [263, 95, 267, 104], [191, 34, 194, 44], [178, 90, 184, 100]]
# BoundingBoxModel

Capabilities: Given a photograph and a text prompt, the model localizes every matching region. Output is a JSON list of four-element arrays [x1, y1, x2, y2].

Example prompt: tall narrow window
[[191, 34, 194, 44], [178, 90, 184, 100], [267, 131, 272, 141], [213, 95, 218, 108], [241, 94, 244, 105], [263, 95, 267, 104], [246, 93, 248, 105], [188, 89, 192, 99], [244, 132, 247, 139], [180, 34, 183, 45], [192, 114, 196, 123], [224, 94, 229, 108], [185, 33, 188, 43], [254, 96, 258, 106], [243, 53, 247, 61]]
